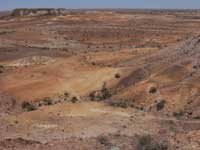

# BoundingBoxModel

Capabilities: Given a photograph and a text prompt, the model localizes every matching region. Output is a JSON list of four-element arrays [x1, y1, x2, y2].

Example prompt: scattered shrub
[[173, 111, 184, 119], [98, 136, 110, 146], [71, 96, 78, 103], [140, 107, 144, 111], [149, 86, 157, 94], [193, 65, 200, 69], [137, 135, 168, 150], [115, 73, 121, 78], [137, 135, 152, 148], [43, 98, 53, 106], [64, 91, 69, 97], [187, 111, 193, 116], [89, 91, 96, 101], [0, 31, 8, 35], [193, 116, 200, 120], [109, 101, 128, 108], [156, 100, 166, 111], [89, 87, 111, 101], [0, 31, 15, 35], [21, 102, 36, 112], [101, 87, 111, 100]]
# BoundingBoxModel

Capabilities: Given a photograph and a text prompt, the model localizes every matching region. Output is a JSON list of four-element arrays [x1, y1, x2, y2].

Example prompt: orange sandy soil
[[0, 10, 200, 150]]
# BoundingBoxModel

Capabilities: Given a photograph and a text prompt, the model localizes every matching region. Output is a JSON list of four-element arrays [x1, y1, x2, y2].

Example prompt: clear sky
[[1, 0, 200, 10]]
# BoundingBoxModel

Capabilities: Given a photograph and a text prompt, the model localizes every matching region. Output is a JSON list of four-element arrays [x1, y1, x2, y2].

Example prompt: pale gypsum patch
[[7, 56, 56, 67]]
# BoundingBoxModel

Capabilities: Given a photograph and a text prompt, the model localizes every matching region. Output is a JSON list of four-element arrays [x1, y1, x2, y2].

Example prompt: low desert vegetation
[[193, 116, 200, 120], [0, 30, 16, 35], [156, 100, 166, 111], [43, 98, 53, 106], [149, 86, 157, 94], [0, 65, 4, 74], [115, 73, 121, 78], [89, 87, 111, 101], [108, 101, 128, 108], [173, 111, 184, 119], [137, 135, 168, 150], [97, 136, 110, 146], [101, 87, 111, 99], [21, 102, 36, 112], [1, 9, 200, 150], [89, 91, 96, 101], [71, 96, 78, 103], [64, 91, 69, 97]]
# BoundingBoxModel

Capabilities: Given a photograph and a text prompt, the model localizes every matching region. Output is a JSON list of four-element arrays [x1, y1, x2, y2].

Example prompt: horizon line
[[1, 7, 200, 11]]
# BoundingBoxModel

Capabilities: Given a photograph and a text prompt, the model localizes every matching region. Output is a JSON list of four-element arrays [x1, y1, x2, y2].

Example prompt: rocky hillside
[[109, 35, 200, 115]]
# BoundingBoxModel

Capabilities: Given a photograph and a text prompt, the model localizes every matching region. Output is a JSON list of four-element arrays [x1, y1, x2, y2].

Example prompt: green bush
[[137, 135, 168, 150], [193, 116, 200, 120], [98, 136, 110, 146], [21, 102, 36, 112], [71, 96, 78, 103], [89, 87, 111, 101], [64, 91, 69, 97], [115, 73, 121, 78], [89, 91, 96, 101], [109, 101, 128, 108], [43, 98, 53, 105], [101, 87, 111, 99], [173, 111, 184, 119], [0, 31, 16, 35], [149, 87, 157, 94], [156, 100, 166, 111]]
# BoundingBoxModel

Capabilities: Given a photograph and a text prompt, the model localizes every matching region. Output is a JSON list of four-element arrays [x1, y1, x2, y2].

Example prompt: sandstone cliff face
[[11, 8, 69, 17]]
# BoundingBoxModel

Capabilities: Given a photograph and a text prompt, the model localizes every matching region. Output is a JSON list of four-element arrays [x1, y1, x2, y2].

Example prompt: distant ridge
[[10, 8, 70, 17], [4, 8, 200, 18]]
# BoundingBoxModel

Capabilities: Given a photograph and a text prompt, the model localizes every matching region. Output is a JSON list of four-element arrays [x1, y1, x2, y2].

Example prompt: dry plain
[[0, 9, 200, 150]]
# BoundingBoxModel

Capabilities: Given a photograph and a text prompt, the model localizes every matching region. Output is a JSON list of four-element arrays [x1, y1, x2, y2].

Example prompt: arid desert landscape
[[0, 9, 200, 150]]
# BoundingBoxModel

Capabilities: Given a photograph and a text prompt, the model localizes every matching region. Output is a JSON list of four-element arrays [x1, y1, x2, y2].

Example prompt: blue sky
[[1, 0, 200, 10]]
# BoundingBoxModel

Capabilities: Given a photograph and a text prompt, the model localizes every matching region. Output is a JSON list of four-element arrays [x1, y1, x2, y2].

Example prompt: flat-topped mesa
[[11, 8, 69, 17]]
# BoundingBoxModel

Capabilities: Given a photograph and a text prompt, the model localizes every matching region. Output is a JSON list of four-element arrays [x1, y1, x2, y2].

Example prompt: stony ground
[[0, 9, 200, 150]]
